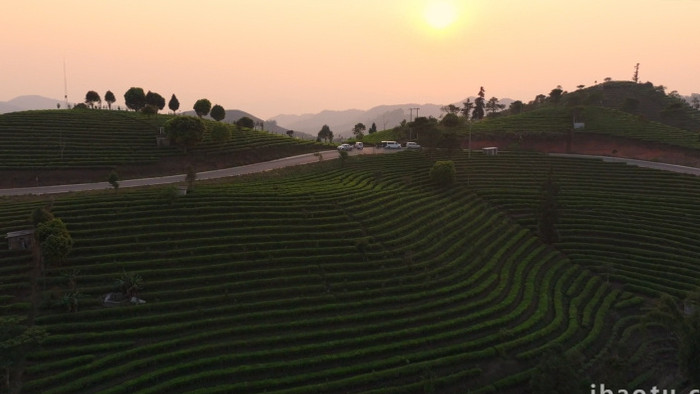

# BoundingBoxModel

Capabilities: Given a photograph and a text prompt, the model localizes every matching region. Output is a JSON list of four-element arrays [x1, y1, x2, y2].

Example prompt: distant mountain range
[[0, 95, 63, 113], [0, 95, 517, 138]]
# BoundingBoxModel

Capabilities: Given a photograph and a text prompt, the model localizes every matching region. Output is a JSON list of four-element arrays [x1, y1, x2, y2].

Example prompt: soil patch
[[468, 132, 700, 168]]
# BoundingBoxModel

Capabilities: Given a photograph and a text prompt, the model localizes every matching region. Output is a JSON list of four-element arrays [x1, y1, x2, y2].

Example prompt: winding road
[[1, 150, 698, 197], [0, 147, 388, 196]]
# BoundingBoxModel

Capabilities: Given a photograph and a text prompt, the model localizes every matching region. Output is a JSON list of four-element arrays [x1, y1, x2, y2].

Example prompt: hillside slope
[[0, 110, 330, 187], [2, 150, 696, 392]]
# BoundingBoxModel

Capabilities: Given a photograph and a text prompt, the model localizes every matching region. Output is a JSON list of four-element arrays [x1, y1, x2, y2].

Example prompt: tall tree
[[124, 87, 146, 112], [647, 290, 700, 384], [210, 104, 226, 121], [352, 123, 366, 140], [36, 218, 73, 266], [193, 99, 212, 118], [485, 97, 505, 114], [549, 86, 564, 103], [104, 90, 116, 110], [145, 91, 166, 112], [461, 98, 473, 119], [317, 124, 333, 143], [509, 100, 523, 115], [85, 91, 101, 108], [369, 122, 377, 134], [440, 104, 460, 115], [471, 87, 485, 121], [633, 62, 640, 83], [164, 116, 206, 153], [168, 94, 180, 114], [1, 317, 48, 391]]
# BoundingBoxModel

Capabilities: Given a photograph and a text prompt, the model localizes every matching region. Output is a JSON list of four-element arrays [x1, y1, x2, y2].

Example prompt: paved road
[[0, 147, 388, 196], [3, 150, 695, 197], [549, 153, 700, 176]]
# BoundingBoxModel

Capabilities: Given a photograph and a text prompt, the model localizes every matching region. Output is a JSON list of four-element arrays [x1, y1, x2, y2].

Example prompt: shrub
[[429, 161, 455, 187]]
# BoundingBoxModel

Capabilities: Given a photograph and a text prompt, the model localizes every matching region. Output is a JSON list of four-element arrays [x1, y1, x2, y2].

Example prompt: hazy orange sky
[[2, 0, 699, 119]]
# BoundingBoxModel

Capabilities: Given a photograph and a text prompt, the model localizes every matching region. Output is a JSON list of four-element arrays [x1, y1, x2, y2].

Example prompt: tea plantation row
[[0, 151, 692, 392]]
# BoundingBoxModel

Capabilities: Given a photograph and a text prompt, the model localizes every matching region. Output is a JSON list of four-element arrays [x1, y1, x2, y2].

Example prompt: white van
[[384, 141, 401, 149]]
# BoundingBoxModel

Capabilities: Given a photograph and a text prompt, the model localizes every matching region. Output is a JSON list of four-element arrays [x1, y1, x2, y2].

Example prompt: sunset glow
[[424, 1, 458, 30], [1, 0, 699, 119]]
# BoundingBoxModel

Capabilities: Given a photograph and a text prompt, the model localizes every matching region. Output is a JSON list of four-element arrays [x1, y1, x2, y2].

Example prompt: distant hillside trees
[[210, 104, 226, 121], [193, 99, 212, 118], [236, 116, 255, 129], [369, 122, 377, 134], [549, 86, 564, 104], [165, 116, 205, 153], [85, 91, 101, 108], [317, 124, 333, 143], [440, 112, 460, 127], [461, 98, 473, 119], [124, 87, 146, 112], [509, 100, 523, 115], [168, 94, 180, 114], [485, 97, 505, 115], [145, 91, 166, 113], [286, 130, 294, 137], [104, 90, 116, 110]]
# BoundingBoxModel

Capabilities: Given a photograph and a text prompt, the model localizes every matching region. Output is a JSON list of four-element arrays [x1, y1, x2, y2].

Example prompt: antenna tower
[[63, 59, 68, 107]]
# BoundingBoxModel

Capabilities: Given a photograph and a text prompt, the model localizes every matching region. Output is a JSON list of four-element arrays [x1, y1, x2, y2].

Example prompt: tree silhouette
[[145, 91, 165, 112], [317, 124, 333, 143], [193, 99, 212, 118], [485, 97, 505, 114], [236, 116, 255, 129], [210, 104, 226, 121], [124, 87, 146, 112], [352, 123, 366, 140], [104, 90, 116, 110], [168, 94, 180, 114], [472, 87, 485, 121], [85, 91, 101, 108]]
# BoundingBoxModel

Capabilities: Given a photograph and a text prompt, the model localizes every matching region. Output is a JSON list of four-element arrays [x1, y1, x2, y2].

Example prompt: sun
[[424, 1, 458, 30]]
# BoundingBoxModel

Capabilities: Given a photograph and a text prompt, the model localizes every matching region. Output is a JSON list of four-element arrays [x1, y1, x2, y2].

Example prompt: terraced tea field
[[1, 150, 697, 392], [0, 110, 327, 172]]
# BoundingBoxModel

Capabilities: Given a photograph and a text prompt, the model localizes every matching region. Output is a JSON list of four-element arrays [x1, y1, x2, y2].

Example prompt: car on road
[[354, 142, 364, 150], [384, 141, 401, 149], [405, 141, 421, 150], [337, 143, 353, 151]]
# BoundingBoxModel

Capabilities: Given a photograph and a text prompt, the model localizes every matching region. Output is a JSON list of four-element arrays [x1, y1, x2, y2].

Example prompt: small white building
[[6, 229, 35, 251], [482, 147, 498, 156]]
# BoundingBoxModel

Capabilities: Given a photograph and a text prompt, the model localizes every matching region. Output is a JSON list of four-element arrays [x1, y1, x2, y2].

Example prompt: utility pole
[[409, 107, 420, 122]]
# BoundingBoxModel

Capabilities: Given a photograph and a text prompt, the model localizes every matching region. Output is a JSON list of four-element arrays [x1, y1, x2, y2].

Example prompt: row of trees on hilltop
[[81, 88, 230, 121]]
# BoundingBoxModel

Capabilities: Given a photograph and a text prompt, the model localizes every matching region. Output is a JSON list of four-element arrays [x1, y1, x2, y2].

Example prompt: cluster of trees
[[81, 88, 232, 122]]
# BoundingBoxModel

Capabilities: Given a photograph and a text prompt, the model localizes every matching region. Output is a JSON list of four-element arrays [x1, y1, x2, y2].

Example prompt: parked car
[[405, 141, 421, 150], [384, 141, 401, 149], [354, 142, 364, 150], [337, 143, 353, 151]]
